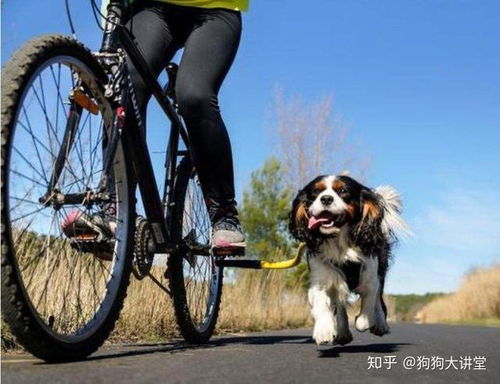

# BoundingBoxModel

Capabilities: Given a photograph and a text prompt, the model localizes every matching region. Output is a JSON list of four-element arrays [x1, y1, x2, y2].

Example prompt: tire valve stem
[[48, 315, 55, 328]]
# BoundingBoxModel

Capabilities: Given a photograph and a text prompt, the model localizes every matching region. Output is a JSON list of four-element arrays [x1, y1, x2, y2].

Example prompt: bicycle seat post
[[165, 63, 178, 103]]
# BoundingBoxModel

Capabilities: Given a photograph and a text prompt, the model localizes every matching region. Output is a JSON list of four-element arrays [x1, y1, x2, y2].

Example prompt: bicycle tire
[[1, 35, 135, 362], [168, 157, 223, 343]]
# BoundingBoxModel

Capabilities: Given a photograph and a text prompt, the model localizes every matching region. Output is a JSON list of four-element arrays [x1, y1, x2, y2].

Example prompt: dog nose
[[320, 195, 334, 206]]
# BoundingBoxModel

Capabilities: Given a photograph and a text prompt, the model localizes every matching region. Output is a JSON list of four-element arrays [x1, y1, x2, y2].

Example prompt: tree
[[239, 158, 294, 259], [239, 90, 371, 291], [270, 88, 370, 189], [239, 157, 310, 291]]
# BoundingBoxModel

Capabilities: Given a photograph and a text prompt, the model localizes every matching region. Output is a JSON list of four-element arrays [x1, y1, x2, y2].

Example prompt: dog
[[288, 174, 409, 345]]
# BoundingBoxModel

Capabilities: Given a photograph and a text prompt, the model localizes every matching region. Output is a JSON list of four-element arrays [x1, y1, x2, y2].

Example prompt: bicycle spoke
[[16, 118, 51, 183], [60, 166, 105, 191], [20, 224, 67, 281], [10, 167, 47, 189], [12, 146, 49, 183], [32, 76, 61, 150], [11, 205, 49, 224], [17, 116, 54, 160], [9, 196, 41, 212], [49, 63, 68, 133], [72, 111, 92, 183], [9, 183, 38, 212], [177, 171, 218, 331], [88, 121, 105, 187]]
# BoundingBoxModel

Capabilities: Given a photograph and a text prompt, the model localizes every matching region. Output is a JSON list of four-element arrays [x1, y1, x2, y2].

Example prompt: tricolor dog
[[288, 175, 409, 345]]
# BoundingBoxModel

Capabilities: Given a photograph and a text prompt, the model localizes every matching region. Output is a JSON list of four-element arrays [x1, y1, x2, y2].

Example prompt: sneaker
[[61, 210, 116, 240], [61, 209, 116, 261], [208, 198, 246, 256]]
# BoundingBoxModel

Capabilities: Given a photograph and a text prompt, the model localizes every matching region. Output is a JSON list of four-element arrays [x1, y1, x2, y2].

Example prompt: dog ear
[[288, 189, 310, 242], [351, 188, 388, 258]]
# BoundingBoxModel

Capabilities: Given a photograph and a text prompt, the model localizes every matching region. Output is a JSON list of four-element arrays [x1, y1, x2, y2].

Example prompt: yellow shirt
[[163, 0, 248, 11], [102, 0, 248, 13]]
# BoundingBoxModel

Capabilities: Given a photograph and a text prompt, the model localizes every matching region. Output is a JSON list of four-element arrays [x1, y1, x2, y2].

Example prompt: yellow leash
[[259, 243, 307, 270]]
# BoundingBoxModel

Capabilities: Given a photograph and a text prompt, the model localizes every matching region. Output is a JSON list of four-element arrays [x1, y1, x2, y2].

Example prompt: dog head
[[288, 175, 389, 253]]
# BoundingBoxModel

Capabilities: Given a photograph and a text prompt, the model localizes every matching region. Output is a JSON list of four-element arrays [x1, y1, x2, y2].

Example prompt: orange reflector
[[73, 90, 99, 115]]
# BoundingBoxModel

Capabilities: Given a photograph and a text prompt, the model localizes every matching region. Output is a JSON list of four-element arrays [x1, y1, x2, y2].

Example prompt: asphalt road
[[2, 324, 498, 384]]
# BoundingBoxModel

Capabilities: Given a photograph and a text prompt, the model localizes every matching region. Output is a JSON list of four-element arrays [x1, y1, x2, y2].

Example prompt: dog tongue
[[308, 215, 331, 230]]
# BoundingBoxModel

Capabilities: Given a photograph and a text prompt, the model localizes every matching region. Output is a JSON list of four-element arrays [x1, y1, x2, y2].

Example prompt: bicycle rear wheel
[[1, 35, 134, 361], [168, 158, 223, 343]]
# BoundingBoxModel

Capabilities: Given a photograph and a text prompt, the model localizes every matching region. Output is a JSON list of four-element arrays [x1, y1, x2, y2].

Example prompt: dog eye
[[339, 187, 347, 195]]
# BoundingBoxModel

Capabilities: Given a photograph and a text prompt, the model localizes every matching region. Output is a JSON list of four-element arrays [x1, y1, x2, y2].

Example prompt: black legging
[[125, 1, 241, 202]]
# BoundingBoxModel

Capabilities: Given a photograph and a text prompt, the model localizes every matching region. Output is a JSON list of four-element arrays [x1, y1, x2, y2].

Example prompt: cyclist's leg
[[63, 3, 180, 239], [174, 9, 245, 250], [125, 2, 180, 124]]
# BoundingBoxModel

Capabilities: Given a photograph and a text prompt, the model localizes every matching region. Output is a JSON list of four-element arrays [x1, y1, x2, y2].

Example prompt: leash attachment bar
[[215, 243, 306, 270]]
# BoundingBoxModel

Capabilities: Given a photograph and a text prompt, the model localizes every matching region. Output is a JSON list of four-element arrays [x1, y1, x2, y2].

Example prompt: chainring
[[132, 217, 155, 280]]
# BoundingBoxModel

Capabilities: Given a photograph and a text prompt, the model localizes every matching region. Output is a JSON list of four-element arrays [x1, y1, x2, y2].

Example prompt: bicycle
[[1, 0, 228, 362]]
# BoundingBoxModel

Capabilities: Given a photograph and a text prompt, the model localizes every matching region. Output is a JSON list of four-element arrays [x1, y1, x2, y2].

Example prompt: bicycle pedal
[[69, 238, 114, 261], [212, 245, 246, 257]]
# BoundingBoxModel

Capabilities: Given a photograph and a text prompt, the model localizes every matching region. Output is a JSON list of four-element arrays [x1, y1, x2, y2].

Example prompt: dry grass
[[112, 266, 312, 342], [110, 268, 178, 343], [2, 227, 312, 351], [109, 266, 311, 342], [1, 260, 312, 351], [416, 265, 500, 324], [2, 232, 399, 351], [218, 269, 311, 332]]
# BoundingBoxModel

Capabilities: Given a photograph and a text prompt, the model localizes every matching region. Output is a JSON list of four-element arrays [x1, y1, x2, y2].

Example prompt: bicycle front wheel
[[1, 35, 135, 361], [168, 158, 223, 343]]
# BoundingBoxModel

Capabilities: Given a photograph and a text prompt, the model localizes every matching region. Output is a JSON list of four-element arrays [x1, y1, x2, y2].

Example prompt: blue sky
[[3, 0, 500, 294]]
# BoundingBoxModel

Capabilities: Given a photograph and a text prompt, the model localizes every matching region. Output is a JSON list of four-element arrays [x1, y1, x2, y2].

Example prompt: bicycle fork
[[38, 86, 85, 206]]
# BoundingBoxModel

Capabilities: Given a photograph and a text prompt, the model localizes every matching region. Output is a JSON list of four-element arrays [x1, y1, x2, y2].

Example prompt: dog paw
[[313, 317, 335, 345], [370, 321, 390, 336], [355, 314, 372, 332], [334, 331, 353, 346]]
